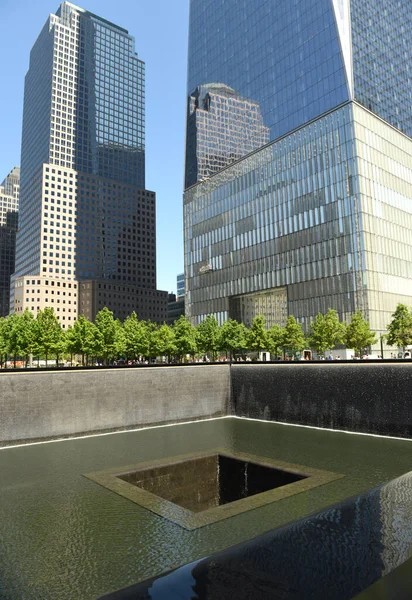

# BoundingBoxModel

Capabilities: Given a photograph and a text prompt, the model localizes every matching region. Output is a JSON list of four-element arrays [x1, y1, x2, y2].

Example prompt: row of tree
[[2, 303, 405, 367], [0, 303, 410, 367]]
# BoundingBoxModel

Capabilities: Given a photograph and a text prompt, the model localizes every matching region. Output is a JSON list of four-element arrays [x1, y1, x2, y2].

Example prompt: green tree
[[386, 303, 412, 350], [123, 313, 150, 359], [150, 324, 176, 360], [246, 315, 269, 353], [2, 314, 23, 367], [282, 315, 306, 357], [309, 308, 345, 356], [197, 315, 220, 360], [218, 319, 247, 360], [95, 307, 125, 365], [18, 310, 37, 366], [345, 310, 377, 356], [173, 316, 198, 362], [0, 317, 8, 367], [65, 315, 100, 365], [267, 323, 284, 357], [34, 308, 63, 365]]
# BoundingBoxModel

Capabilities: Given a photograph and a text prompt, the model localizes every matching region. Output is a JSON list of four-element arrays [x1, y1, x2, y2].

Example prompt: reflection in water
[[185, 83, 270, 188], [149, 563, 198, 600], [103, 472, 412, 600], [2, 418, 412, 600]]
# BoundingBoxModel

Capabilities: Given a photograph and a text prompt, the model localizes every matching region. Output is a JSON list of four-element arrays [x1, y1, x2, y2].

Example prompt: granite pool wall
[[0, 365, 230, 445], [231, 362, 412, 438], [1, 362, 412, 445]]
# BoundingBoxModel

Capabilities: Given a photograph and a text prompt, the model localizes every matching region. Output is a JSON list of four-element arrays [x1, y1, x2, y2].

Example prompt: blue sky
[[0, 0, 189, 295]]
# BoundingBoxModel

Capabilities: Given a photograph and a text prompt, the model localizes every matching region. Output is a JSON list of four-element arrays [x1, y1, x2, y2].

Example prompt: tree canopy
[[0, 303, 400, 367], [344, 311, 377, 356], [309, 308, 345, 355], [386, 303, 412, 350], [282, 316, 306, 355], [246, 315, 269, 353], [218, 319, 247, 359], [173, 315, 198, 360], [196, 315, 220, 360]]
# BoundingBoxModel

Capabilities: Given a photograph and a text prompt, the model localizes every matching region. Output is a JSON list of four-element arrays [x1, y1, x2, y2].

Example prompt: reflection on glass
[[74, 14, 145, 187], [185, 83, 270, 188]]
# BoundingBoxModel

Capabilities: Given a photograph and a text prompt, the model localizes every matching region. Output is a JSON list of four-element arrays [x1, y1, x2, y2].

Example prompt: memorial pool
[[1, 416, 412, 599]]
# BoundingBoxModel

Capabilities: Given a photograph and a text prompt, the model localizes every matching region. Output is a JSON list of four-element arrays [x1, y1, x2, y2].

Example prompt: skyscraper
[[0, 167, 19, 317], [11, 2, 167, 326], [184, 0, 412, 347]]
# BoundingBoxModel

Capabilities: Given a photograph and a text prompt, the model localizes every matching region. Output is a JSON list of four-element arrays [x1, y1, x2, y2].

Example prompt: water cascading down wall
[[230, 362, 412, 438], [1, 362, 412, 445]]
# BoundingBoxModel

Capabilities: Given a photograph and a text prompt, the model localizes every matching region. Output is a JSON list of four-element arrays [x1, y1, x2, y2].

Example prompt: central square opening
[[117, 453, 307, 513]]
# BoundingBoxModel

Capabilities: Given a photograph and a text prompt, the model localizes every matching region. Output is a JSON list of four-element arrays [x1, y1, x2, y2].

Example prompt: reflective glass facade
[[352, 104, 412, 333], [185, 84, 269, 188], [184, 103, 412, 341], [0, 168, 19, 317], [177, 273, 185, 299], [186, 0, 349, 186], [71, 8, 145, 185], [186, 0, 412, 189], [351, 0, 412, 138], [184, 1, 412, 348]]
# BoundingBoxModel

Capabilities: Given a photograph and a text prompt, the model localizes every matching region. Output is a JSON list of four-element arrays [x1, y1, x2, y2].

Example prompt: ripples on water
[[1, 417, 412, 599]]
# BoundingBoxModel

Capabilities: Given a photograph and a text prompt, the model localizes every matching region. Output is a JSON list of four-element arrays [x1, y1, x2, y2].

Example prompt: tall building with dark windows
[[184, 0, 412, 348], [0, 167, 19, 317], [11, 2, 167, 326]]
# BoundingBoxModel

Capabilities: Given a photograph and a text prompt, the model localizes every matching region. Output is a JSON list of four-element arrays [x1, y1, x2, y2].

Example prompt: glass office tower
[[12, 2, 167, 324], [0, 168, 19, 317], [184, 0, 412, 347]]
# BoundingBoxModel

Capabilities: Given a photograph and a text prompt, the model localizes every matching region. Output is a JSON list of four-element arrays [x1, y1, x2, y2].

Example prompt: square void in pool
[[118, 454, 307, 512], [85, 449, 343, 530]]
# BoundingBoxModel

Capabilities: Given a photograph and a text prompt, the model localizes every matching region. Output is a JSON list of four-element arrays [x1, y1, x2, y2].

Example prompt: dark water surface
[[1, 417, 412, 600]]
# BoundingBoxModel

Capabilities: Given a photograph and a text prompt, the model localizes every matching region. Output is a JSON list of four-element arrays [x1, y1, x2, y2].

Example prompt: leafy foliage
[[309, 309, 345, 354], [197, 315, 220, 360], [267, 323, 284, 356], [218, 319, 247, 359], [0, 303, 393, 366], [344, 311, 377, 356], [34, 308, 63, 364], [282, 316, 306, 354], [246, 315, 269, 353], [173, 315, 198, 361], [150, 324, 176, 358], [123, 312, 150, 359], [65, 315, 99, 365], [386, 303, 412, 350], [95, 307, 125, 365]]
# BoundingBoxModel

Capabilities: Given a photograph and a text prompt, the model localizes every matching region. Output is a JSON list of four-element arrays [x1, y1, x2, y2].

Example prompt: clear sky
[[0, 0, 189, 295]]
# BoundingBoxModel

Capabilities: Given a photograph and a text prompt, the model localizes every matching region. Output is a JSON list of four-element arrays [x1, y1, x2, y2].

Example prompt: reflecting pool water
[[1, 417, 412, 599]]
